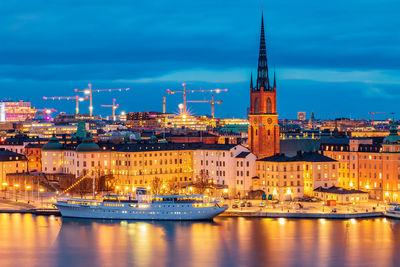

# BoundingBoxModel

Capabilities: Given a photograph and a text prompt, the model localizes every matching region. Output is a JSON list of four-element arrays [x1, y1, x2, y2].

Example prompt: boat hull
[[54, 202, 227, 221], [385, 210, 400, 219]]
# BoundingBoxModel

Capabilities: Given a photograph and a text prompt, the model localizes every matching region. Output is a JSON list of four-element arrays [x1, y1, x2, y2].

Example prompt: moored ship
[[385, 204, 400, 219], [54, 194, 228, 220]]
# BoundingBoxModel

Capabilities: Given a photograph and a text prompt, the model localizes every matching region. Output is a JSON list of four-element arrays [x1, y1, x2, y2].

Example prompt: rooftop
[[258, 151, 336, 163], [236, 152, 251, 158], [0, 149, 27, 161]]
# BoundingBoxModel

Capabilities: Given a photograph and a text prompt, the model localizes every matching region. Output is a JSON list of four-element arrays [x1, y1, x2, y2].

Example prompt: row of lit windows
[[200, 160, 226, 167]]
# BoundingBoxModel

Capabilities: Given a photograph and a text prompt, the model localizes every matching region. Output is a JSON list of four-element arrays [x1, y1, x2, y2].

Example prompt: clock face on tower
[[267, 118, 273, 124]]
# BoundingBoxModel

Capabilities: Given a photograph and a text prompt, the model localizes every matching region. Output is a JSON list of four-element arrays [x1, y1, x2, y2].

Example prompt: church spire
[[273, 72, 276, 90], [256, 12, 270, 91], [250, 72, 253, 89]]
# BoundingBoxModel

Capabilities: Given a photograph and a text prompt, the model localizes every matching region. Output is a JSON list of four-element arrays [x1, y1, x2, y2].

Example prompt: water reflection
[[1, 215, 400, 267]]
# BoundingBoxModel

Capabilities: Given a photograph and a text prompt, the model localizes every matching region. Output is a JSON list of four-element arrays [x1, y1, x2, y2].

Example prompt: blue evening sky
[[1, 0, 399, 120]]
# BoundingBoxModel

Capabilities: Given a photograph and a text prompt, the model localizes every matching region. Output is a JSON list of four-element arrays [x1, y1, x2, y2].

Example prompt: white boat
[[385, 204, 400, 219], [54, 194, 228, 220]]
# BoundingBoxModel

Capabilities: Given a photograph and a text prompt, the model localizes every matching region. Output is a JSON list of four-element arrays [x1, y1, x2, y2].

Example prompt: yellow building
[[254, 152, 338, 201], [110, 147, 194, 194], [313, 186, 369, 204], [42, 138, 196, 194], [0, 149, 28, 186]]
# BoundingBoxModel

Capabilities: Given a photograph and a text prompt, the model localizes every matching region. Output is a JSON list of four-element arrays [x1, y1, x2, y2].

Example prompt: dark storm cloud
[[0, 0, 399, 118]]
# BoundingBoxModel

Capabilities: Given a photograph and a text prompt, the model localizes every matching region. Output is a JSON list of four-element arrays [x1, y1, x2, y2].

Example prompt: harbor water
[[0, 214, 399, 267]]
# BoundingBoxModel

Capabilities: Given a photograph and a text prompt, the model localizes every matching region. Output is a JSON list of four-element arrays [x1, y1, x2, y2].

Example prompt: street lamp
[[2, 182, 8, 199]]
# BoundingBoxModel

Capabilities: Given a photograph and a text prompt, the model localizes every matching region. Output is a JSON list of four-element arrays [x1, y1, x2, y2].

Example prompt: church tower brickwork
[[248, 14, 280, 158]]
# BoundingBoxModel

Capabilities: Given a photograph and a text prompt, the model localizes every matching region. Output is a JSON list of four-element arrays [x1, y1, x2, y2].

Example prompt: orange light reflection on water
[[0, 215, 399, 267]]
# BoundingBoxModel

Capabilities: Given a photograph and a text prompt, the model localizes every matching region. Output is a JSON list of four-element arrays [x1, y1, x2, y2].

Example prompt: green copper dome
[[42, 136, 63, 151], [76, 136, 100, 152], [383, 124, 400, 144]]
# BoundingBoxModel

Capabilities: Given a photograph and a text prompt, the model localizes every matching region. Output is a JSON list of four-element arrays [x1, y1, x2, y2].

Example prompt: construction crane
[[101, 98, 119, 121], [166, 83, 227, 114], [163, 96, 166, 114], [43, 96, 88, 114], [75, 83, 130, 116], [368, 112, 395, 122], [187, 94, 222, 118]]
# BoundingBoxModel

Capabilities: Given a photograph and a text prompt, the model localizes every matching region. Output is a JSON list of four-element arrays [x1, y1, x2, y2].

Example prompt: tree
[[192, 170, 211, 194], [168, 179, 181, 195], [151, 177, 162, 195]]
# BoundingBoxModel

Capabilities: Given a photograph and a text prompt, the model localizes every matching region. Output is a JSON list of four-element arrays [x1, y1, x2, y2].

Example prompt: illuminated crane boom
[[187, 94, 223, 118], [368, 111, 395, 121], [75, 83, 130, 116], [166, 83, 227, 114], [101, 98, 119, 121], [43, 96, 88, 114]]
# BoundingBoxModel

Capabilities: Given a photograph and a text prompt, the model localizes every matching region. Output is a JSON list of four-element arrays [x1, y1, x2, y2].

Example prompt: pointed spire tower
[[256, 13, 270, 91], [248, 12, 279, 158], [273, 72, 276, 91], [250, 72, 253, 89]]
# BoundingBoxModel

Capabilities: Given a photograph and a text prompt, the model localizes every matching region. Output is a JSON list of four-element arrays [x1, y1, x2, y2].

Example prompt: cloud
[[278, 68, 400, 84], [0, 0, 399, 119], [116, 68, 248, 84]]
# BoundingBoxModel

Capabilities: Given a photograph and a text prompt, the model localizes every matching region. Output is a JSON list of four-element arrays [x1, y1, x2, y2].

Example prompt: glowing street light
[[178, 103, 184, 115]]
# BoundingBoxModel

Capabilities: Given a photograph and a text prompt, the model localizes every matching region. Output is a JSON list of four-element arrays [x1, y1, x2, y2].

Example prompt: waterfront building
[[234, 151, 257, 196], [193, 144, 255, 197], [41, 136, 256, 196], [0, 149, 27, 185], [313, 186, 369, 204], [248, 14, 279, 158], [254, 152, 338, 201], [320, 124, 400, 202]]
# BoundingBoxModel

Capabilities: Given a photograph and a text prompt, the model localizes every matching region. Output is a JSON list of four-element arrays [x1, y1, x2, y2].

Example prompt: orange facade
[[321, 138, 400, 202]]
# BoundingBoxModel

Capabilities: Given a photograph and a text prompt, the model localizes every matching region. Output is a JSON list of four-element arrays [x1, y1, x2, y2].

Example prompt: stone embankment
[[220, 210, 384, 219]]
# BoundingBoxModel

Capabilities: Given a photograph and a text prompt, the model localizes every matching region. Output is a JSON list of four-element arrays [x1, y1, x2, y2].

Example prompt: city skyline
[[1, 1, 399, 119]]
